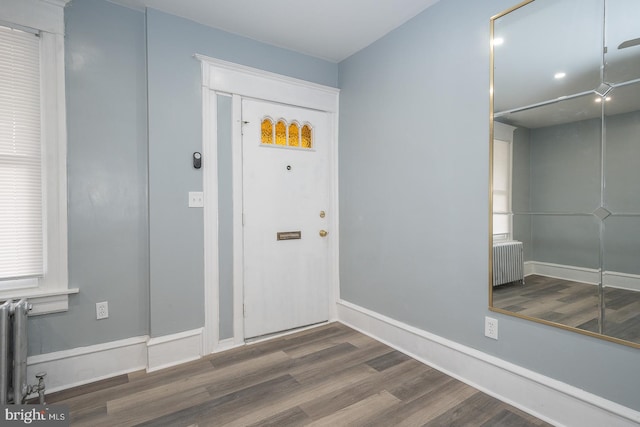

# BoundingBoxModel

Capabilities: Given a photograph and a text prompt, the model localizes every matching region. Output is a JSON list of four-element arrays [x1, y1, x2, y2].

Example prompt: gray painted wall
[[526, 118, 601, 268], [603, 110, 640, 275], [338, 0, 639, 411], [29, 0, 149, 355], [529, 119, 601, 213], [605, 110, 640, 213], [145, 8, 338, 337]]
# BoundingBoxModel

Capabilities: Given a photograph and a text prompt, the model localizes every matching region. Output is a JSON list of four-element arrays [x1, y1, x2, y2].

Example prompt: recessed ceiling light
[[554, 72, 566, 79], [493, 37, 504, 46], [605, 96, 612, 101]]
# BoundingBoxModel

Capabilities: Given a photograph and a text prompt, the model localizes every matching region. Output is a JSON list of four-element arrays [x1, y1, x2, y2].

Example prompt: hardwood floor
[[493, 274, 640, 344], [48, 323, 551, 426]]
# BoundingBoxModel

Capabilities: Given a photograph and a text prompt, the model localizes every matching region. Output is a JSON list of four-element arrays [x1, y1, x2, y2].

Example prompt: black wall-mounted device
[[193, 152, 202, 169]]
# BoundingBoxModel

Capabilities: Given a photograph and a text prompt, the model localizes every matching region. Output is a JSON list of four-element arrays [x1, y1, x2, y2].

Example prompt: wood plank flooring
[[47, 323, 551, 426], [493, 274, 640, 344]]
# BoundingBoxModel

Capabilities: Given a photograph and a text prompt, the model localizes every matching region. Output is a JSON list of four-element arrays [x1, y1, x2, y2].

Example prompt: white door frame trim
[[198, 55, 340, 353]]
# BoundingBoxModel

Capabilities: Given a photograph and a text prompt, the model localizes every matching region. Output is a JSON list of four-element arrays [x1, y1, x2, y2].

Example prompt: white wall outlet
[[188, 191, 204, 208], [485, 316, 498, 340], [96, 301, 109, 320]]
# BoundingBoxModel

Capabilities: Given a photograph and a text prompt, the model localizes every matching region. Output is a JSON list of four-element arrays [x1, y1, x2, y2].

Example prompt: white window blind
[[493, 138, 511, 238], [0, 25, 43, 280]]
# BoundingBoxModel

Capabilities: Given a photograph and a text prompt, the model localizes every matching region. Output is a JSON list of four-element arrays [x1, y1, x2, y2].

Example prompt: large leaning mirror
[[489, 0, 640, 348]]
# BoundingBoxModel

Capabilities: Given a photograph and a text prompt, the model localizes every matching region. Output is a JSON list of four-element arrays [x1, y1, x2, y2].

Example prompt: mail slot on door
[[277, 231, 302, 241]]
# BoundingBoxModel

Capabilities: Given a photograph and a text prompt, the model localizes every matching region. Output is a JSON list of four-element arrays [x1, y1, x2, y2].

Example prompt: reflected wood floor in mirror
[[46, 322, 551, 426], [493, 275, 640, 344]]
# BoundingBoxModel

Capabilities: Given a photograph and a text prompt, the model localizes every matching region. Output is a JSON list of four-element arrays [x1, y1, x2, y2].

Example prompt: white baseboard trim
[[524, 262, 640, 291], [27, 328, 205, 394], [525, 261, 600, 285], [147, 328, 203, 373], [336, 299, 640, 427], [603, 271, 640, 292], [27, 336, 148, 394], [523, 261, 535, 277]]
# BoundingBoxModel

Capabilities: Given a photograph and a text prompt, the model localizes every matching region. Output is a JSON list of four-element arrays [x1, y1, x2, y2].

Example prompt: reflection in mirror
[[603, 217, 640, 342], [493, 214, 601, 333], [491, 0, 640, 347], [498, 96, 602, 214], [604, 82, 640, 213], [601, 81, 640, 343], [492, 0, 603, 113], [604, 0, 640, 84]]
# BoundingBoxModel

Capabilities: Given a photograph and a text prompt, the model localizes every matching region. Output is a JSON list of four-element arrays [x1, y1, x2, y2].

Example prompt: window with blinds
[[0, 25, 43, 282]]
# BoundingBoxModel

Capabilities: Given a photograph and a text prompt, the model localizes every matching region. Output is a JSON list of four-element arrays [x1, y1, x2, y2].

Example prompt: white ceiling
[[106, 0, 440, 62]]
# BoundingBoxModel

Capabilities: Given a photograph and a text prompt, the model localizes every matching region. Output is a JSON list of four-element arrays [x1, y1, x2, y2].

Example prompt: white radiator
[[0, 299, 29, 404], [493, 241, 524, 286]]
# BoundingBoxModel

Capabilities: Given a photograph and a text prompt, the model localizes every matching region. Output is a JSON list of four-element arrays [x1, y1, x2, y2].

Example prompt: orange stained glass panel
[[261, 119, 273, 144], [276, 120, 287, 146], [301, 124, 312, 148], [288, 123, 300, 147]]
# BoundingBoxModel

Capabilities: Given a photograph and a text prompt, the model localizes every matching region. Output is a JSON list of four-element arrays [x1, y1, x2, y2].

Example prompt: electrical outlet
[[485, 316, 498, 340], [96, 301, 109, 320]]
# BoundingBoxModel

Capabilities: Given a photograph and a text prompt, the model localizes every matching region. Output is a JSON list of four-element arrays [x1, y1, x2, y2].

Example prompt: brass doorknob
[[319, 230, 328, 237]]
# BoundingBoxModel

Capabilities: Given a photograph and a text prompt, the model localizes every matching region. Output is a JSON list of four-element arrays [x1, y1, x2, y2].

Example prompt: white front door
[[242, 98, 331, 339]]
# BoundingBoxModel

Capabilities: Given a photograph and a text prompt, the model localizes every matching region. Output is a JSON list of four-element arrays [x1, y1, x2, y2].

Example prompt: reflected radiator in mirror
[[493, 241, 524, 287]]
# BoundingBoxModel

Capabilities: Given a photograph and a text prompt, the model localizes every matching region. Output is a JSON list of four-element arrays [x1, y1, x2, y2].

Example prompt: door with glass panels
[[242, 98, 330, 339]]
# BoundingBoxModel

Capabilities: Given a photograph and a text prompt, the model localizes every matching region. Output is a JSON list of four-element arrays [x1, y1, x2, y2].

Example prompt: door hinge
[[243, 304, 246, 317], [242, 213, 245, 226]]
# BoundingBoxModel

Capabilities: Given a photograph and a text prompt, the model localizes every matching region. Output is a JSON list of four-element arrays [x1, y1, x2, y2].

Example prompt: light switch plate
[[189, 191, 204, 208]]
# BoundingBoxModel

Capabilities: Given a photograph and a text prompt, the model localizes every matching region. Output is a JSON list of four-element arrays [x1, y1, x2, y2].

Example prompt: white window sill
[[0, 288, 79, 315]]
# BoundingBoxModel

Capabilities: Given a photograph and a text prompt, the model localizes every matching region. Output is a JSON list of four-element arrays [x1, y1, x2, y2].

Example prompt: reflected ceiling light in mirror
[[594, 96, 612, 103], [554, 72, 566, 79]]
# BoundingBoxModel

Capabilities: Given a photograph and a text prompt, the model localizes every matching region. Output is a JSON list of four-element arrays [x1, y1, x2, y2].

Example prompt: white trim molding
[[231, 94, 244, 347], [201, 82, 219, 356], [27, 336, 148, 394], [25, 329, 205, 394], [493, 121, 516, 141], [525, 261, 640, 291], [196, 55, 339, 113], [525, 261, 600, 284], [337, 299, 640, 427], [602, 271, 640, 292], [146, 328, 204, 373], [0, 0, 71, 315], [0, 0, 70, 35]]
